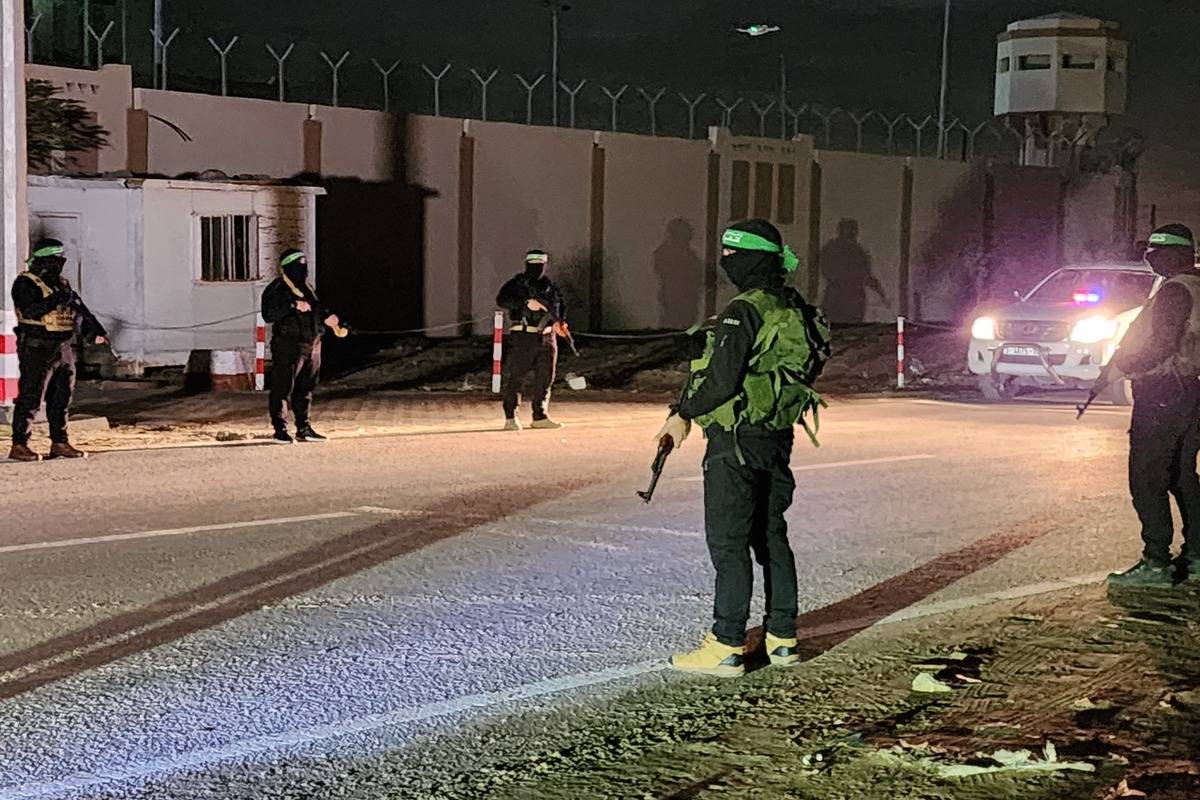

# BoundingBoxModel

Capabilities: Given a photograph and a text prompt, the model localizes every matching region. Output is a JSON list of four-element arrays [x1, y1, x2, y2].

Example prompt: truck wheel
[[979, 375, 1019, 402], [1107, 378, 1134, 407]]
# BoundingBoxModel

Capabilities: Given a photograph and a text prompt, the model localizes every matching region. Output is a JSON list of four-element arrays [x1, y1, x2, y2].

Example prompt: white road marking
[[356, 506, 701, 539], [0, 513, 360, 556], [0, 571, 1113, 800], [908, 399, 1128, 415], [676, 454, 937, 482], [0, 659, 669, 800]]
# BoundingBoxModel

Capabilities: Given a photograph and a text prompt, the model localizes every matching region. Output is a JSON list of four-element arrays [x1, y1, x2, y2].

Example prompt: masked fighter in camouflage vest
[[8, 239, 108, 462], [659, 219, 831, 677], [1105, 224, 1200, 588]]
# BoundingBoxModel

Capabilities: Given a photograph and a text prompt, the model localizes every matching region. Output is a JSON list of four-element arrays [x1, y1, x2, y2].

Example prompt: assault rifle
[[637, 433, 675, 504], [1077, 362, 1122, 419], [523, 278, 579, 356]]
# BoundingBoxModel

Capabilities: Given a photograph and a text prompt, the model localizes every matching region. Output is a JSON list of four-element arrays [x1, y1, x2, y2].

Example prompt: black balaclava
[[1144, 224, 1196, 279], [30, 238, 67, 282], [525, 249, 549, 280], [720, 219, 785, 292], [281, 249, 309, 286]]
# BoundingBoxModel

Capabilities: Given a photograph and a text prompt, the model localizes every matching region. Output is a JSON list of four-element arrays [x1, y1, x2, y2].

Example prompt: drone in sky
[[736, 24, 781, 37]]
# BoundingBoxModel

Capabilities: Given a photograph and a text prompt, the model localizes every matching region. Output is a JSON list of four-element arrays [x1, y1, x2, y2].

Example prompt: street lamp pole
[[779, 53, 787, 140], [544, 2, 571, 127], [153, 0, 163, 79], [936, 0, 951, 159]]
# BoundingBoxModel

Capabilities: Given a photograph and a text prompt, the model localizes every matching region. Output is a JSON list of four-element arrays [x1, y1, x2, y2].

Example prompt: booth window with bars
[[199, 215, 258, 282]]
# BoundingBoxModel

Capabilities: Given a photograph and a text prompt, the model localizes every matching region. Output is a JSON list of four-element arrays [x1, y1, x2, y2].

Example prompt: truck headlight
[[1070, 316, 1119, 344], [971, 316, 996, 340]]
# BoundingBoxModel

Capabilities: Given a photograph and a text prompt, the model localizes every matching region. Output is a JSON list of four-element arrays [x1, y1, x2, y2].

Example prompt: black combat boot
[[296, 426, 327, 442], [1108, 559, 1174, 589]]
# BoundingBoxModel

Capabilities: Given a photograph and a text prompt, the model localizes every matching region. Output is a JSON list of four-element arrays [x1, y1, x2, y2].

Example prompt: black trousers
[[12, 337, 76, 446], [1129, 381, 1200, 565], [502, 331, 556, 420], [702, 429, 799, 646], [269, 339, 321, 430]]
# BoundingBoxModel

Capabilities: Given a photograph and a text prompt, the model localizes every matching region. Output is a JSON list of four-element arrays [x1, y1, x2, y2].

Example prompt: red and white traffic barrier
[[896, 315, 906, 390], [492, 310, 504, 394], [0, 309, 17, 408], [255, 313, 266, 391]]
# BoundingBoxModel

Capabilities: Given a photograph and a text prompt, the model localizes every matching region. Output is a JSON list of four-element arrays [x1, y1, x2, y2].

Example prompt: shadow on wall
[[315, 115, 436, 375], [819, 219, 889, 324], [653, 218, 705, 330], [911, 165, 989, 324]]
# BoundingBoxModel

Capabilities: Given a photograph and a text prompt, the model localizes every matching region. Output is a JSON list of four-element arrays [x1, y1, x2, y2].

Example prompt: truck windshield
[[1030, 269, 1156, 309]]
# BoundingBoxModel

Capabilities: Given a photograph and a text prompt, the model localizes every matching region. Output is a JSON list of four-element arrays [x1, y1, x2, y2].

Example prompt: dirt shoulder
[[363, 579, 1199, 800]]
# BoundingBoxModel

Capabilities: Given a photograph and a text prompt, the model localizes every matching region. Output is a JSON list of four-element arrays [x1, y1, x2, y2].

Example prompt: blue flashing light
[[1072, 289, 1102, 305]]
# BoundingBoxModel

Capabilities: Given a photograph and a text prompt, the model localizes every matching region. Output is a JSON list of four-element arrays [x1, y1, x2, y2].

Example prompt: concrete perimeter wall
[[31, 63, 1137, 331]]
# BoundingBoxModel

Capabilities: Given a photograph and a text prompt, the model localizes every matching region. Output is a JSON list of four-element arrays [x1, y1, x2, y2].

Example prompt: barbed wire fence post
[[515, 73, 545, 125], [265, 42, 295, 102], [371, 58, 401, 112], [25, 12, 41, 62], [850, 110, 874, 153], [469, 68, 500, 121], [150, 27, 180, 89], [752, 99, 776, 138], [208, 36, 239, 96], [879, 113, 905, 155], [811, 106, 839, 148], [320, 50, 351, 107], [421, 63, 452, 116], [86, 21, 115, 68], [785, 102, 807, 139], [639, 87, 665, 136], [717, 97, 743, 130], [560, 79, 586, 128], [908, 115, 933, 157], [679, 93, 706, 139], [600, 84, 627, 133]]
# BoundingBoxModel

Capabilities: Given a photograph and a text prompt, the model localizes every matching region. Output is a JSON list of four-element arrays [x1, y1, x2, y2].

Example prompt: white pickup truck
[[967, 262, 1159, 404]]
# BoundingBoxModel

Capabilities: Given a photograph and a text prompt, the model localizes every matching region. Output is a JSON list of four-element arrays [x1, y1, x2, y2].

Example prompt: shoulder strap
[[21, 271, 54, 298]]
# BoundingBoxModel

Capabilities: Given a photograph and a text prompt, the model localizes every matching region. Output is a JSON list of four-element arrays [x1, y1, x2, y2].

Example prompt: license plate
[[1002, 345, 1041, 358]]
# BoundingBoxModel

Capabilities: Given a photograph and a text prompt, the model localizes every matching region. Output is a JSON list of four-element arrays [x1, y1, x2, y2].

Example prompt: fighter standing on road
[[1104, 225, 1200, 588], [261, 249, 342, 444], [659, 219, 831, 677], [8, 239, 108, 462], [496, 249, 568, 431]]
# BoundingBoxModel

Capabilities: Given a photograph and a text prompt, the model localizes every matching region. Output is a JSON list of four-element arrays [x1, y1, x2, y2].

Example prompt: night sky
[[156, 1, 1198, 154]]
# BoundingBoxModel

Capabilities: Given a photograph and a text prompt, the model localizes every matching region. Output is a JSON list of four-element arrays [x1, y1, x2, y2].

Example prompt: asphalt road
[[0, 396, 1146, 799]]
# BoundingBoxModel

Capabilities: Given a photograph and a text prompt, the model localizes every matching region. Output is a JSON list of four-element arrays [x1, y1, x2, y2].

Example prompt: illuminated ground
[[0, 396, 1156, 799]]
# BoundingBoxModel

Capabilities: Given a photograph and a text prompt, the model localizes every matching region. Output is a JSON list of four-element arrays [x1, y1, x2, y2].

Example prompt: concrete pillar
[[1, 0, 28, 417]]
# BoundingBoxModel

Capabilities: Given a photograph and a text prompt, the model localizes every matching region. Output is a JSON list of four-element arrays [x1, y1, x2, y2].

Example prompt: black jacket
[[497, 273, 566, 329], [11, 272, 107, 344], [1113, 279, 1195, 404], [261, 277, 326, 345]]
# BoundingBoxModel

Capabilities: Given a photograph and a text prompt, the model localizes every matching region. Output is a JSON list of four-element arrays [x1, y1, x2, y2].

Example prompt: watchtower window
[[1018, 54, 1052, 71], [1062, 54, 1097, 70], [997, 57, 1011, 73], [1107, 55, 1125, 74]]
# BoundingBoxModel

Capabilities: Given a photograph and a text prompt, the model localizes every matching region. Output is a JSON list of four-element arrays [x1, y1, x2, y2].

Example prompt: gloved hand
[[654, 413, 691, 448]]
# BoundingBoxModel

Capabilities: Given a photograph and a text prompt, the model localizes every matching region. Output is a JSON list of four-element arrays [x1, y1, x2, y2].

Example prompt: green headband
[[1148, 232, 1195, 249], [722, 229, 800, 273], [280, 252, 306, 266], [32, 244, 65, 259], [526, 253, 549, 265]]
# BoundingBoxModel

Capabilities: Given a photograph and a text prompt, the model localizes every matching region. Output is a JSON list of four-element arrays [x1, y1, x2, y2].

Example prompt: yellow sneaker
[[530, 417, 564, 430], [765, 633, 800, 667], [669, 633, 745, 677]]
